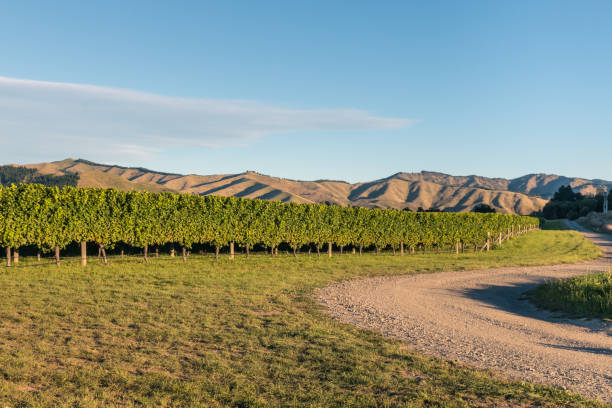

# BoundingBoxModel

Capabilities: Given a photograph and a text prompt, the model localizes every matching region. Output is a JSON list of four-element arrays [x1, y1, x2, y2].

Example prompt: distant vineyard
[[0, 184, 538, 265]]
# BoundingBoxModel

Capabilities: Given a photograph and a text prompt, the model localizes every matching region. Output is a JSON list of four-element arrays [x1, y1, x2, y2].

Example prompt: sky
[[1, 1, 610, 182]]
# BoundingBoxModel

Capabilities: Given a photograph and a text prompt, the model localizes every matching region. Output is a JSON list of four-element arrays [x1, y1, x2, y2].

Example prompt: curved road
[[318, 224, 612, 404]]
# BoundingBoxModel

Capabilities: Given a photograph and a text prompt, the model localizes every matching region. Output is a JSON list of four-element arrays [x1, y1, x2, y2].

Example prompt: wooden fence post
[[229, 242, 234, 260], [81, 241, 87, 267], [486, 232, 491, 251], [55, 246, 60, 266], [101, 245, 107, 265], [328, 242, 332, 258], [6, 247, 10, 267]]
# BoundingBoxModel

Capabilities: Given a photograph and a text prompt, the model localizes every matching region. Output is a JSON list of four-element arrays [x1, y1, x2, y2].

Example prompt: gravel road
[[317, 224, 612, 404]]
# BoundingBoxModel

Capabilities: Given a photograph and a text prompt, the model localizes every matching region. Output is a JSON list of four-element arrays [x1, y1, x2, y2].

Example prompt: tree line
[[0, 166, 79, 188], [542, 185, 611, 220], [0, 184, 538, 266]]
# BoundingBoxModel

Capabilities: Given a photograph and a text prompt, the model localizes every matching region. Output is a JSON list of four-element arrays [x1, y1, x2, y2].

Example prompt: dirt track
[[317, 223, 612, 404]]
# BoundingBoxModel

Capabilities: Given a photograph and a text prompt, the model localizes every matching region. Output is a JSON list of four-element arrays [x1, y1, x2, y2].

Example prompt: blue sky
[[1, 1, 610, 182]]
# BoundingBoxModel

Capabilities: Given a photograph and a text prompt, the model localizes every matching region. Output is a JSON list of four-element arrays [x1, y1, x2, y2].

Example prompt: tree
[[543, 185, 601, 220], [551, 185, 580, 202], [472, 204, 496, 213]]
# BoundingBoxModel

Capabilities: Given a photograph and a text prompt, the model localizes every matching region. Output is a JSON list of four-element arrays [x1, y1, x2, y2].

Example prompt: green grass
[[529, 269, 612, 319], [0, 231, 604, 407], [541, 219, 569, 230]]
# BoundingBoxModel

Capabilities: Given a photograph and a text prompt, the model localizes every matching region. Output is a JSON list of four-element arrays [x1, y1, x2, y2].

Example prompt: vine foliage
[[0, 184, 539, 258]]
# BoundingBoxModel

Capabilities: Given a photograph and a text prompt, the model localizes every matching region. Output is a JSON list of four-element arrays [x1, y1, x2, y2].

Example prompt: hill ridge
[[17, 158, 611, 215]]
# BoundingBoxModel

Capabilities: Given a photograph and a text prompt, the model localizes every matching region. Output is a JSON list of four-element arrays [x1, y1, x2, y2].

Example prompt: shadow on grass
[[457, 279, 611, 331]]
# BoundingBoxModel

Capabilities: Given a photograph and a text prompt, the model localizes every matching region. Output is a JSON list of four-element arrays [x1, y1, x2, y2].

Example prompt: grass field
[[529, 269, 612, 320], [541, 219, 569, 230], [0, 230, 604, 407]]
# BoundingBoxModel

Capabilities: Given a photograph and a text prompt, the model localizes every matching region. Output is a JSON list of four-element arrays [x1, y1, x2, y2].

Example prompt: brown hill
[[20, 158, 611, 215]]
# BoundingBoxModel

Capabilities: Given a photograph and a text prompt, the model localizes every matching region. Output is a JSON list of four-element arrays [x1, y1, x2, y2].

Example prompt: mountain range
[[14, 158, 612, 215]]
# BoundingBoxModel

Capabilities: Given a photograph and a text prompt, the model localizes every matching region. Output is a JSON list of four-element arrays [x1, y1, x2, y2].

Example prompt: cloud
[[0, 76, 414, 162]]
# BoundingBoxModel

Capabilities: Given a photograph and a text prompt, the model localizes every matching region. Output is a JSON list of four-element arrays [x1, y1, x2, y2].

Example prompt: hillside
[[15, 158, 610, 215]]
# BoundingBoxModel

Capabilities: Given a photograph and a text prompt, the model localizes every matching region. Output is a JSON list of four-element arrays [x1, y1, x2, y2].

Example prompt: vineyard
[[0, 184, 539, 266]]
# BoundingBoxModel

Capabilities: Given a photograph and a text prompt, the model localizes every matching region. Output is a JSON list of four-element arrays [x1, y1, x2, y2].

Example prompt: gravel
[[317, 225, 612, 404]]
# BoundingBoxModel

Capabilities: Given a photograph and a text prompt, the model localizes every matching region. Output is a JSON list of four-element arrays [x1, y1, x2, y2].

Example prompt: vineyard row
[[0, 184, 539, 266]]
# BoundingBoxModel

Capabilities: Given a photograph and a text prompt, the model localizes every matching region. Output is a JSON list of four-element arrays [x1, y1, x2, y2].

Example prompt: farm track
[[317, 222, 612, 404]]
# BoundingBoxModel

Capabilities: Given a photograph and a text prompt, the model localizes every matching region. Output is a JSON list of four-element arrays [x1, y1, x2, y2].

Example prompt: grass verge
[[529, 269, 612, 320], [0, 230, 605, 407]]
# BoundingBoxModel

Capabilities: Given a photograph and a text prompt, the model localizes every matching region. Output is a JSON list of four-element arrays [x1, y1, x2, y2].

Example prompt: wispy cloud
[[0, 76, 414, 162]]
